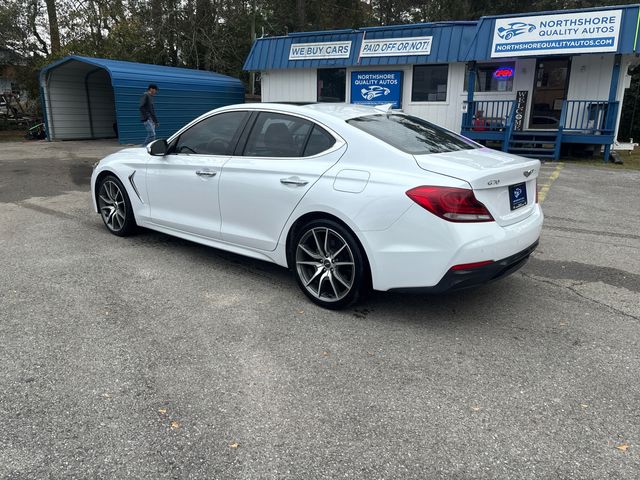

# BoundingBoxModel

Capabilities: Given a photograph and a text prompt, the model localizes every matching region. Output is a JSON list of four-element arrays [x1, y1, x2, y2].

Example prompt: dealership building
[[244, 4, 640, 160]]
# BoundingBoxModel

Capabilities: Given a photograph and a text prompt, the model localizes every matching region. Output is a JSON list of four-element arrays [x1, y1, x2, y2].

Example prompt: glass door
[[529, 58, 571, 129]]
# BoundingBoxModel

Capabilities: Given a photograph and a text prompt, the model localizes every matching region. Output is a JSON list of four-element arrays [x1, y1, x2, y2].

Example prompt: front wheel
[[292, 219, 367, 309], [96, 175, 136, 236]]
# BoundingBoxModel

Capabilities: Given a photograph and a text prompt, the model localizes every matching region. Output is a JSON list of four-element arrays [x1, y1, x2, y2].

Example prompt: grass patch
[[561, 150, 640, 171], [0, 129, 26, 142]]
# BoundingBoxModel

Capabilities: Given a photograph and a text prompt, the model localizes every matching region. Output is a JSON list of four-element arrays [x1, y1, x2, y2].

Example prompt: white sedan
[[91, 103, 543, 309]]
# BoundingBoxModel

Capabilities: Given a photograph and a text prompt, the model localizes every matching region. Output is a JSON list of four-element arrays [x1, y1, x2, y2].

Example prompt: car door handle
[[196, 170, 217, 177], [280, 176, 308, 186]]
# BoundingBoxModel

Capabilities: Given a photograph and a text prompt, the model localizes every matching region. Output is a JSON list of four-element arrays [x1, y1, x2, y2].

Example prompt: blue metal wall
[[41, 56, 245, 144], [244, 31, 361, 71], [243, 22, 478, 71]]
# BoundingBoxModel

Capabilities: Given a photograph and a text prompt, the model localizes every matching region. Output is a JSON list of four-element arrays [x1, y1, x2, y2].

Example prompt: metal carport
[[40, 55, 245, 144]]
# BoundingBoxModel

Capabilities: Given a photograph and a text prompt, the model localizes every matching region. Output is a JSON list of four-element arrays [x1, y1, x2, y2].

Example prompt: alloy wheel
[[295, 227, 356, 302], [98, 179, 127, 232]]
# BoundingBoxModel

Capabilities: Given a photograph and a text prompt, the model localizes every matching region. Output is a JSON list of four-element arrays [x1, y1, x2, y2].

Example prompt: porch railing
[[461, 100, 515, 151], [460, 99, 619, 160], [462, 100, 515, 132], [560, 100, 618, 134]]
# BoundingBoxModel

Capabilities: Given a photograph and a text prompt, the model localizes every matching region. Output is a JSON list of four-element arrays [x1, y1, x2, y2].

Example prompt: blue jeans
[[143, 119, 156, 145]]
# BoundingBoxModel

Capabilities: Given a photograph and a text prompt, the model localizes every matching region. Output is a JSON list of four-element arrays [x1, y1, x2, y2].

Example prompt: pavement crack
[[15, 201, 77, 220], [525, 258, 640, 293], [543, 224, 640, 241], [520, 271, 640, 322]]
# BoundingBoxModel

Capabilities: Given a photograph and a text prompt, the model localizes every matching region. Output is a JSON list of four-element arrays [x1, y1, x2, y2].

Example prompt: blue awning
[[244, 4, 640, 71]]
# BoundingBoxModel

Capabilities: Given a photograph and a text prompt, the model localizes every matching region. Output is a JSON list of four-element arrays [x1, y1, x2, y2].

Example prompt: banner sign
[[514, 90, 528, 131], [289, 41, 352, 60], [491, 9, 622, 58], [360, 36, 432, 57], [350, 71, 403, 108]]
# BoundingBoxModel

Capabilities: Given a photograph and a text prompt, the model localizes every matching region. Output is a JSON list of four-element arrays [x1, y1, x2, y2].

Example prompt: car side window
[[303, 125, 336, 156], [243, 112, 313, 158], [175, 111, 248, 155]]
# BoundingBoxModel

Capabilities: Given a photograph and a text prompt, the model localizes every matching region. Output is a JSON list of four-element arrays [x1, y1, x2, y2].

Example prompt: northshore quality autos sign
[[491, 9, 622, 58]]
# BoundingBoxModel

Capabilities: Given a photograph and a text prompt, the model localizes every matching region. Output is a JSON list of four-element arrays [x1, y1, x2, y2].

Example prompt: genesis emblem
[[523, 169, 534, 178]]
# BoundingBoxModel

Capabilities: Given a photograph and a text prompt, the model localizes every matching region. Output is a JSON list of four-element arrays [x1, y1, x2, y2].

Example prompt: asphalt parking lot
[[1, 139, 638, 479]]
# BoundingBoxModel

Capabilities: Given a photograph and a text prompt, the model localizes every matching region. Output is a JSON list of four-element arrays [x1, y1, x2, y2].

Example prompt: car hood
[[98, 147, 148, 167]]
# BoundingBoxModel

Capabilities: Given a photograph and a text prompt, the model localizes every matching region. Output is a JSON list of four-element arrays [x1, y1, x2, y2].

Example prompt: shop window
[[412, 65, 448, 102], [464, 63, 515, 92], [317, 68, 346, 102]]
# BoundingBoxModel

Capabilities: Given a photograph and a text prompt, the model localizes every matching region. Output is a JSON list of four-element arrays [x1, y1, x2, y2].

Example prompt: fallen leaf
[[230, 442, 240, 449], [298, 310, 304, 314], [471, 406, 481, 412], [170, 421, 181, 429], [580, 404, 588, 409], [616, 443, 629, 452], [158, 408, 167, 414]]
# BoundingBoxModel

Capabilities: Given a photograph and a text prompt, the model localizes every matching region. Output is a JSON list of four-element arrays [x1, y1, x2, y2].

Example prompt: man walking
[[140, 84, 159, 145]]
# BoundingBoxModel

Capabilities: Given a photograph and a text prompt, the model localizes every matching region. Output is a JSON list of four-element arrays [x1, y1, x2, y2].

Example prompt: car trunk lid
[[413, 148, 540, 227]]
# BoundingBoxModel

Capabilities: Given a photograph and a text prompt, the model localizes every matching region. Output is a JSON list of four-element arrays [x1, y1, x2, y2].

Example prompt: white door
[[146, 111, 250, 239], [219, 112, 344, 251]]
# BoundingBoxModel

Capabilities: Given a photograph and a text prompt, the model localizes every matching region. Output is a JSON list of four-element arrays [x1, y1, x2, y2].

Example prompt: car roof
[[226, 102, 396, 122]]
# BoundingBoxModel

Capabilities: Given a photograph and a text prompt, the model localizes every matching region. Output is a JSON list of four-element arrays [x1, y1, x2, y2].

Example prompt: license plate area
[[508, 182, 527, 211]]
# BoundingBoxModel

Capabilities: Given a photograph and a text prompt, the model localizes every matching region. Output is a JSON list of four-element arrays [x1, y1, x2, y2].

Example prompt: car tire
[[96, 174, 136, 237], [292, 219, 367, 310]]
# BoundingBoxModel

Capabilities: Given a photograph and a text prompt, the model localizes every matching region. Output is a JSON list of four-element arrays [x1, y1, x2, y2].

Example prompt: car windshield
[[347, 113, 477, 155]]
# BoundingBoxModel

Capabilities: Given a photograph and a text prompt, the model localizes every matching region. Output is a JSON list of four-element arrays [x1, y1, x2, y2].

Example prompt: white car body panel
[[146, 153, 228, 239], [219, 145, 345, 251], [91, 102, 544, 294]]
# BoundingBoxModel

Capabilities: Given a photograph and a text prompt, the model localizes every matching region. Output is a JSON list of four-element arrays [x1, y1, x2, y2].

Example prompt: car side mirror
[[147, 139, 168, 156]]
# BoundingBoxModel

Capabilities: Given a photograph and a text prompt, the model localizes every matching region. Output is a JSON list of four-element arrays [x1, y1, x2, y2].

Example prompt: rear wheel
[[292, 219, 366, 309], [97, 175, 136, 236]]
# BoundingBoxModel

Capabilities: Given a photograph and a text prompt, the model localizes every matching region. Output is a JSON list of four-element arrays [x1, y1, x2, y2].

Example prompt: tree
[[44, 0, 60, 54]]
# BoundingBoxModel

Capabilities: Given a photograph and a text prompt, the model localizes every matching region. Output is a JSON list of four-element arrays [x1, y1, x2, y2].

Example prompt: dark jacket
[[139, 92, 158, 123]]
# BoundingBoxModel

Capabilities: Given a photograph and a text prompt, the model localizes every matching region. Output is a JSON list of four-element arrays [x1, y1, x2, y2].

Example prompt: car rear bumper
[[388, 240, 538, 294], [360, 203, 543, 291]]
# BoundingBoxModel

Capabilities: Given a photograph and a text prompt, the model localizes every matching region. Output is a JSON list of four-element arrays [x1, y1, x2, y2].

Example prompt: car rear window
[[347, 114, 477, 155]]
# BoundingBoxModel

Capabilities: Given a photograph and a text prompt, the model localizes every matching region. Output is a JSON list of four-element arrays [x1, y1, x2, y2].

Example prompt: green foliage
[[0, 0, 639, 138], [619, 71, 640, 142]]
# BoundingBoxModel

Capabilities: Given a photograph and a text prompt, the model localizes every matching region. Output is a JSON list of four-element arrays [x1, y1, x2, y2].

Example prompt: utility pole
[[250, 0, 256, 96], [629, 75, 639, 141]]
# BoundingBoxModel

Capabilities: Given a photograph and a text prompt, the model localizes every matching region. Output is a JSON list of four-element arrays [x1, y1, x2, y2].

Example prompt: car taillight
[[406, 186, 494, 222], [451, 260, 495, 270]]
